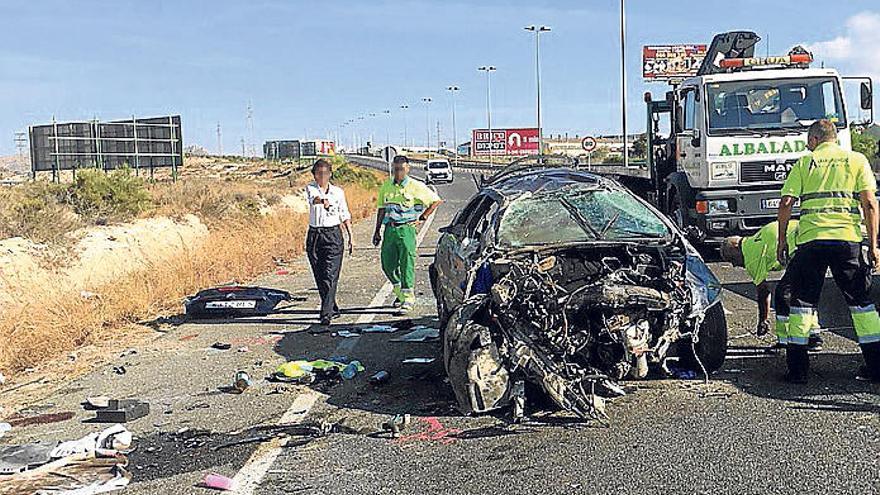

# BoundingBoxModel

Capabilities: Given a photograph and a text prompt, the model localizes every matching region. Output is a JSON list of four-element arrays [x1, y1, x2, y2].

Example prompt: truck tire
[[669, 192, 688, 230], [680, 302, 728, 374]]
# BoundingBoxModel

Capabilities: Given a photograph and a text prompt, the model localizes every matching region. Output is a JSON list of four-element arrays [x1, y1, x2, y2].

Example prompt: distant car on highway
[[429, 164, 726, 421], [424, 159, 453, 183]]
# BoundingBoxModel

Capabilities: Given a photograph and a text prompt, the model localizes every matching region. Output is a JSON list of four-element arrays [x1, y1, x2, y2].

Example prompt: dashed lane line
[[231, 391, 321, 494], [231, 188, 438, 493]]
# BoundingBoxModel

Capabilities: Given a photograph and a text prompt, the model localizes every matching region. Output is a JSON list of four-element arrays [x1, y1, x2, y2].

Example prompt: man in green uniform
[[777, 119, 880, 383], [373, 155, 442, 314], [721, 220, 823, 350]]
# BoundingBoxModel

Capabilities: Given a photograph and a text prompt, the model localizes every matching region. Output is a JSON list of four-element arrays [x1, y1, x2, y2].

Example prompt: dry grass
[[0, 178, 379, 377]]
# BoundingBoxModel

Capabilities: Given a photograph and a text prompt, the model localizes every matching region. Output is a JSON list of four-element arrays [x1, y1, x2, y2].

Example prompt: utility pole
[[478, 66, 496, 166], [14, 132, 27, 157], [525, 25, 551, 161], [216, 122, 222, 156], [436, 120, 441, 152], [245, 102, 255, 157], [421, 97, 432, 153], [620, 0, 629, 168], [447, 86, 459, 168], [241, 137, 246, 157], [400, 104, 409, 148]]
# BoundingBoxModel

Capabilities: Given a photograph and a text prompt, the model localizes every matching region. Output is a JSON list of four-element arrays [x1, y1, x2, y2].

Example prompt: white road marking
[[231, 184, 439, 493], [354, 197, 437, 325], [231, 391, 321, 494]]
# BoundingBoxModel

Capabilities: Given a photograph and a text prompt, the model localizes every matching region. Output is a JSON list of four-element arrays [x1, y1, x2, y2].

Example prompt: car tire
[[679, 302, 728, 374], [429, 264, 451, 332]]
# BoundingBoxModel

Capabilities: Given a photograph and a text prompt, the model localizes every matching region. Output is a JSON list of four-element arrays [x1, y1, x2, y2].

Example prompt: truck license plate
[[206, 300, 257, 309], [761, 198, 799, 210], [761, 198, 780, 209]]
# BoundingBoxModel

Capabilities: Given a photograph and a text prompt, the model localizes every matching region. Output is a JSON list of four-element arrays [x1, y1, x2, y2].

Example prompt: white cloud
[[806, 11, 880, 76]]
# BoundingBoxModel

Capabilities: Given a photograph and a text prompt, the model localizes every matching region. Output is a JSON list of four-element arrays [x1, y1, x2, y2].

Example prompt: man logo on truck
[[719, 140, 807, 157], [763, 162, 794, 181]]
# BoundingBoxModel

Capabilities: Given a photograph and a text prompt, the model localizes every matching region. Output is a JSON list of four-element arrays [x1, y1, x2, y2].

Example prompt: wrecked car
[[429, 166, 726, 421]]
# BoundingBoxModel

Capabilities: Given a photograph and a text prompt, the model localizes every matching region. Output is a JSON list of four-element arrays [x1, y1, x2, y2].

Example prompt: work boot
[[784, 345, 809, 384], [807, 334, 824, 352], [857, 342, 880, 382]]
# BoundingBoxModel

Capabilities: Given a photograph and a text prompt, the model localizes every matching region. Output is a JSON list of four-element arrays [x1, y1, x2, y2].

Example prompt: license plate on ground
[[205, 300, 257, 309]]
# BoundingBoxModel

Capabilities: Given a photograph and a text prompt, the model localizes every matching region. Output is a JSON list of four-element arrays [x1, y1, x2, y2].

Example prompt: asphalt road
[[4, 163, 878, 495]]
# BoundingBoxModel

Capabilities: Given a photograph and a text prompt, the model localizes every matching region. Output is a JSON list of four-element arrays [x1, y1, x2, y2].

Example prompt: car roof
[[484, 167, 611, 198]]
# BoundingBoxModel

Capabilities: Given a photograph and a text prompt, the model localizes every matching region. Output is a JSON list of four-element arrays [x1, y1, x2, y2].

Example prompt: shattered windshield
[[497, 187, 670, 247], [707, 77, 845, 134]]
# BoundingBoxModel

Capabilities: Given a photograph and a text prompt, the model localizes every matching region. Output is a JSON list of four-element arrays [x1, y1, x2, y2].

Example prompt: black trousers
[[306, 226, 344, 320], [787, 240, 873, 309]]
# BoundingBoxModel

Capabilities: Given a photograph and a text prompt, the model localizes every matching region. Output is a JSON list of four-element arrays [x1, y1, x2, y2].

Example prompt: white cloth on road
[[305, 181, 351, 228]]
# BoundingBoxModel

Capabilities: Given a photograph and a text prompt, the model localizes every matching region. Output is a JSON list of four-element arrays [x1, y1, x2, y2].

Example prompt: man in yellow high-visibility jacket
[[721, 220, 823, 350], [777, 119, 880, 383]]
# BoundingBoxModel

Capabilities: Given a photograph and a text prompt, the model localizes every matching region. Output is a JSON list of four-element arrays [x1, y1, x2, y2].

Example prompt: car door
[[438, 194, 496, 306], [676, 86, 703, 183], [435, 194, 486, 305]]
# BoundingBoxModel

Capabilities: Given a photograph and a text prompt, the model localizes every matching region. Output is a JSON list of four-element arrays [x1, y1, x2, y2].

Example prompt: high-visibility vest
[[781, 142, 875, 244]]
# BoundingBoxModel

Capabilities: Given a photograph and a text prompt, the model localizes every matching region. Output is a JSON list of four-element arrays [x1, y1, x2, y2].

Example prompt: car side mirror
[[691, 128, 702, 147], [439, 225, 461, 236], [861, 82, 873, 110]]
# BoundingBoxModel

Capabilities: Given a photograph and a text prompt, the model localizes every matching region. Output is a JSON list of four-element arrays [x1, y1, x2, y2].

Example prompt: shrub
[[68, 168, 151, 221], [329, 155, 382, 188], [0, 181, 80, 243]]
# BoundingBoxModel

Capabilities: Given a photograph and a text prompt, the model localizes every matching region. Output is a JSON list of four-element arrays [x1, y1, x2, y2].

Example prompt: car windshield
[[428, 162, 449, 169], [706, 77, 845, 133], [497, 187, 670, 248]]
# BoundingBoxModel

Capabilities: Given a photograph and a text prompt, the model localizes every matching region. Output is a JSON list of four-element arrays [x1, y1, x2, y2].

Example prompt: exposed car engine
[[445, 241, 717, 422]]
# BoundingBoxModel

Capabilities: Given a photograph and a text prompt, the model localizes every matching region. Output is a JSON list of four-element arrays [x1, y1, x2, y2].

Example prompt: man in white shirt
[[305, 159, 353, 326]]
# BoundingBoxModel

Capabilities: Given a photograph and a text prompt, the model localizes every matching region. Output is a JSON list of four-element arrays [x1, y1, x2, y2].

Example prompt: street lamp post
[[382, 109, 391, 146], [620, 0, 629, 168], [478, 66, 496, 166], [422, 97, 432, 154], [399, 104, 409, 148], [446, 85, 459, 168], [525, 25, 550, 161]]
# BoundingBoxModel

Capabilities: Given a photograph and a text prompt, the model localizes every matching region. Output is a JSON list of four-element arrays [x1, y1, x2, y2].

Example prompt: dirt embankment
[[0, 157, 380, 381]]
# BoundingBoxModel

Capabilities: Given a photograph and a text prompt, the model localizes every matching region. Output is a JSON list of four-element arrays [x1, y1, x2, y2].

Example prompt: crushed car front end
[[439, 169, 725, 422]]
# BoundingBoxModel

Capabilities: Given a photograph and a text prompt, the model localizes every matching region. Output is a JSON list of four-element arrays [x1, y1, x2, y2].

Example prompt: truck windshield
[[706, 77, 845, 133]]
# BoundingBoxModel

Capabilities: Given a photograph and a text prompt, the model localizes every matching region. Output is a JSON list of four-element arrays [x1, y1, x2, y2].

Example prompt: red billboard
[[471, 128, 539, 156], [642, 44, 707, 81]]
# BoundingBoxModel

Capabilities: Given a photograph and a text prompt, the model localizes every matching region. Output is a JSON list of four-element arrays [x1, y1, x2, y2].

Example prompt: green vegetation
[[851, 128, 879, 165], [68, 168, 152, 221], [328, 155, 382, 188]]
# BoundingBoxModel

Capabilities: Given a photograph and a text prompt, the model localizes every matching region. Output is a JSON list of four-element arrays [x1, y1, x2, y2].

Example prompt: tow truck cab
[[644, 31, 874, 244]]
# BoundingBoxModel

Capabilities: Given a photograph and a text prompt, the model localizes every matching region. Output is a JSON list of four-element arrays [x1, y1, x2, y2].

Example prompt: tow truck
[[609, 31, 874, 244]]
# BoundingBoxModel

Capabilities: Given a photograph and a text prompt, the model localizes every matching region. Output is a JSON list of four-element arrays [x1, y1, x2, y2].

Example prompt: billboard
[[264, 140, 301, 160], [642, 44, 707, 81], [471, 128, 539, 156], [29, 115, 182, 173]]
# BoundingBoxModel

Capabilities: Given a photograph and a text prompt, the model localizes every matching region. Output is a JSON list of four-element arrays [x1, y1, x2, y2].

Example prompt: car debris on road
[[0, 425, 133, 494]]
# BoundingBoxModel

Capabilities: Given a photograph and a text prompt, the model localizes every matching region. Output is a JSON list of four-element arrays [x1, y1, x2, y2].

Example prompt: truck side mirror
[[691, 129, 702, 147], [861, 82, 873, 110]]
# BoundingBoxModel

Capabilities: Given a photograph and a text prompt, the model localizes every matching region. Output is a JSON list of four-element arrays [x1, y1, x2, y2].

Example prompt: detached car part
[[185, 286, 292, 319]]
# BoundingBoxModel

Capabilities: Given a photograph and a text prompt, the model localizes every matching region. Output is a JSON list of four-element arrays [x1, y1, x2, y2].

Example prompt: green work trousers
[[381, 223, 417, 303]]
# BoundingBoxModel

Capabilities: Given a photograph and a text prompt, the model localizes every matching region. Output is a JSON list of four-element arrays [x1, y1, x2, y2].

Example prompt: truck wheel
[[680, 302, 728, 374], [670, 193, 688, 230]]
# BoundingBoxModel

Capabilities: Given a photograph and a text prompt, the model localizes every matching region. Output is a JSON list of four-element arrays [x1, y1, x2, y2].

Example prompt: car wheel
[[429, 264, 451, 332], [680, 302, 728, 374]]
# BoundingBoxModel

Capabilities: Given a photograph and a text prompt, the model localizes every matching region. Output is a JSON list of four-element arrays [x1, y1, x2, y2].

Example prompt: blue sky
[[2, 0, 880, 154]]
